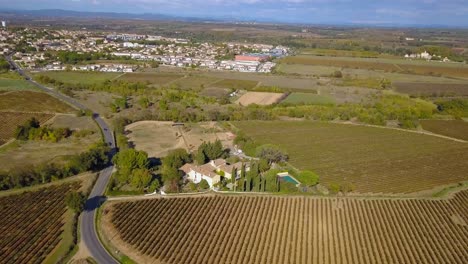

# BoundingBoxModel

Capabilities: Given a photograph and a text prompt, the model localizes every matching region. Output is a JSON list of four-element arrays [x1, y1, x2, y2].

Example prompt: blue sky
[[2, 0, 468, 26]]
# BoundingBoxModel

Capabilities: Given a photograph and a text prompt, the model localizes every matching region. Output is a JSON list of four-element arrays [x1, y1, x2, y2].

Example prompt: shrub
[[65, 191, 87, 213], [199, 179, 210, 190]]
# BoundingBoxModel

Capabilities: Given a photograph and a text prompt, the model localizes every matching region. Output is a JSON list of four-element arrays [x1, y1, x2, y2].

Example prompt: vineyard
[[234, 121, 468, 194], [106, 192, 468, 264], [0, 182, 80, 263], [393, 82, 468, 97], [0, 112, 54, 144], [0, 91, 74, 113]]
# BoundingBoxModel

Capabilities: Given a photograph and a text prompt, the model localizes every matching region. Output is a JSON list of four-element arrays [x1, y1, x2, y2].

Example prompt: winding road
[[6, 56, 119, 263]]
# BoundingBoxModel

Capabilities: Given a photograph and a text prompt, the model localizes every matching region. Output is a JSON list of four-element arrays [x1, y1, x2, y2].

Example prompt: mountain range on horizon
[[1, 8, 466, 29]]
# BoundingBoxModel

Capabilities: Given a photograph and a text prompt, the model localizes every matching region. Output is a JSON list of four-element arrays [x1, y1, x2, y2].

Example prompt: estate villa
[[179, 159, 250, 188]]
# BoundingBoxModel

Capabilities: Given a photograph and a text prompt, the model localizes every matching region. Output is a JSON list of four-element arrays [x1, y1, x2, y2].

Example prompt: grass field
[[0, 112, 54, 143], [421, 120, 468, 141], [103, 191, 468, 264], [118, 72, 184, 86], [234, 121, 468, 194], [280, 55, 468, 78], [0, 182, 80, 263], [282, 93, 336, 105], [126, 121, 233, 158], [393, 82, 468, 96], [0, 136, 99, 171], [172, 75, 221, 90], [209, 79, 259, 90], [0, 79, 38, 91], [36, 71, 120, 85], [200, 87, 230, 99], [0, 91, 75, 113], [299, 48, 382, 58]]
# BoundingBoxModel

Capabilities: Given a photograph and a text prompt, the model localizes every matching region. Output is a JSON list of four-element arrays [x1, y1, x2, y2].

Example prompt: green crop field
[[421, 120, 468, 141], [0, 91, 75, 113], [36, 71, 120, 85], [282, 93, 335, 105], [234, 121, 468, 194], [0, 79, 38, 91], [209, 79, 258, 90], [118, 72, 184, 86]]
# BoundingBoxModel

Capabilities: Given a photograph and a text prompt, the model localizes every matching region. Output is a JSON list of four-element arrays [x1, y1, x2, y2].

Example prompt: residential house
[[179, 159, 250, 188]]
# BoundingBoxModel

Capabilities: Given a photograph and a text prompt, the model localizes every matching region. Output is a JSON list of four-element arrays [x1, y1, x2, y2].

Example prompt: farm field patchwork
[[118, 72, 184, 86], [0, 182, 80, 263], [35, 71, 120, 85], [0, 91, 75, 113], [282, 93, 336, 105], [0, 112, 54, 143], [234, 121, 468, 194], [103, 192, 468, 264], [236, 92, 285, 106], [421, 120, 468, 141], [393, 82, 468, 96], [280, 55, 468, 78]]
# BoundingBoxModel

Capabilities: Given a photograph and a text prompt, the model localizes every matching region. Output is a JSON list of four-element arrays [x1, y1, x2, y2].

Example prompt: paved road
[[6, 56, 118, 263]]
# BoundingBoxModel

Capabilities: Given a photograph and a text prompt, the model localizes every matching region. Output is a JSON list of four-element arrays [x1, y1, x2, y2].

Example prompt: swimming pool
[[277, 172, 301, 185]]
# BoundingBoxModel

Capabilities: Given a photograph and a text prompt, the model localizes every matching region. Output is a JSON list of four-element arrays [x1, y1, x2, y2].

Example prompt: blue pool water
[[281, 175, 300, 184]]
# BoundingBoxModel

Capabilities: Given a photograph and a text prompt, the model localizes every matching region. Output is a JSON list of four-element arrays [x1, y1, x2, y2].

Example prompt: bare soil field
[[126, 121, 233, 158], [393, 82, 468, 96], [236, 92, 286, 106], [234, 121, 468, 194], [0, 112, 54, 143], [103, 190, 468, 264], [0, 91, 75, 113], [421, 120, 468, 141]]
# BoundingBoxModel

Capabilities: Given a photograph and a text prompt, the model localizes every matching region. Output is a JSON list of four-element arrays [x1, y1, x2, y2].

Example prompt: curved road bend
[[6, 56, 118, 263]]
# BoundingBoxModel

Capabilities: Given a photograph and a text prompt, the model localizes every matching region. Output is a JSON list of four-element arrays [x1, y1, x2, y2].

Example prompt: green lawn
[[282, 93, 335, 105], [234, 120, 468, 194]]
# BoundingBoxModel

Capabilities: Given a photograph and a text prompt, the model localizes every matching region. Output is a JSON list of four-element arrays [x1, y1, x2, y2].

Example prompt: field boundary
[[332, 120, 467, 143]]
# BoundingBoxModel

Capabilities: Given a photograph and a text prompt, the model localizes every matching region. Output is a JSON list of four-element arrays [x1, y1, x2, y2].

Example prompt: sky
[[1, 0, 468, 26]]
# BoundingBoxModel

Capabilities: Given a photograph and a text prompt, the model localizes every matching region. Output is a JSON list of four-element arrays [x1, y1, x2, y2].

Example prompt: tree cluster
[[0, 58, 10, 73], [65, 191, 87, 213], [195, 140, 225, 165], [161, 149, 192, 193], [111, 149, 156, 191], [15, 118, 72, 142]]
